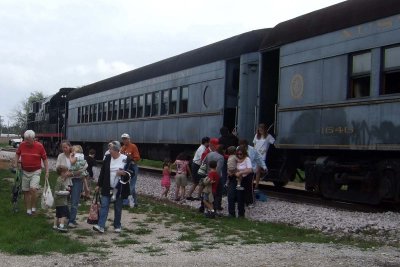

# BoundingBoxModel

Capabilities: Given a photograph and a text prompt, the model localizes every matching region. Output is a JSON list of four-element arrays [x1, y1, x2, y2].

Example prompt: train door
[[236, 53, 261, 142], [224, 58, 240, 132], [260, 49, 279, 131]]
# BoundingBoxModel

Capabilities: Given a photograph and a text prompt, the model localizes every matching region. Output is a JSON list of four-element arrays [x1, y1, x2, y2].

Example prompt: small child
[[69, 145, 88, 177], [53, 165, 72, 232], [202, 160, 219, 218], [226, 146, 243, 190], [161, 159, 171, 198], [69, 145, 89, 198], [174, 153, 191, 202]]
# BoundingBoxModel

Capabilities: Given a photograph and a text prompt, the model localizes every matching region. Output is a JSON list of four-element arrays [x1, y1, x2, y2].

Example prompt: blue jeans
[[129, 164, 139, 203], [98, 195, 123, 229], [227, 176, 245, 217], [69, 178, 83, 224]]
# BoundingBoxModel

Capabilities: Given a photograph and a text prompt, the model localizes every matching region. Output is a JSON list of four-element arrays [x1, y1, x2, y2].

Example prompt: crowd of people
[[13, 123, 274, 233]]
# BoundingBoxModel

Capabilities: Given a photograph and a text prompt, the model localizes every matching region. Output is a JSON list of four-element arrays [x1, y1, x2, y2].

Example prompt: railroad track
[[258, 183, 400, 213]]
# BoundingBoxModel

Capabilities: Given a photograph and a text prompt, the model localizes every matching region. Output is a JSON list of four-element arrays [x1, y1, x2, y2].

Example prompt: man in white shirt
[[186, 137, 209, 200]]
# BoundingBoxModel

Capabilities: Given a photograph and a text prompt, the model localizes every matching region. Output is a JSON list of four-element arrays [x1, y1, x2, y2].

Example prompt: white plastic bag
[[41, 177, 54, 208]]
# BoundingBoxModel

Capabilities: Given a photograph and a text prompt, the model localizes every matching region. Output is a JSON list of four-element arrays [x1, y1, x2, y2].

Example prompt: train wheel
[[378, 168, 397, 199], [377, 160, 400, 201], [319, 174, 338, 198]]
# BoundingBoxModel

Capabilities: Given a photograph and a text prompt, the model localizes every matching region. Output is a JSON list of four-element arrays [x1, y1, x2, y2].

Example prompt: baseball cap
[[121, 133, 130, 139], [209, 138, 219, 146]]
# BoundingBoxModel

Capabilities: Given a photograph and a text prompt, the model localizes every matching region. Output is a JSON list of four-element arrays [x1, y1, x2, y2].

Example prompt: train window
[[152, 92, 159, 116], [382, 46, 400, 95], [119, 99, 124, 120], [81, 106, 85, 123], [92, 104, 97, 122], [137, 95, 144, 117], [170, 88, 177, 114], [113, 100, 118, 120], [103, 102, 108, 121], [124, 97, 130, 119], [84, 106, 89, 123], [80, 106, 85, 123], [97, 103, 102, 121], [89, 105, 93, 122], [145, 93, 152, 117], [179, 86, 188, 113], [349, 52, 371, 98], [77, 107, 81, 123], [160, 89, 169, 115], [107, 101, 113, 120], [131, 96, 137, 118]]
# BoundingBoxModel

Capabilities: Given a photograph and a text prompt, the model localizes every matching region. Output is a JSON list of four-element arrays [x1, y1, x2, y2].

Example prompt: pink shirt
[[175, 160, 189, 175]]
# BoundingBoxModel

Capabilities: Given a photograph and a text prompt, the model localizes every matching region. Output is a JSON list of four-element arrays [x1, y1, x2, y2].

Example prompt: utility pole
[[0, 115, 2, 137]]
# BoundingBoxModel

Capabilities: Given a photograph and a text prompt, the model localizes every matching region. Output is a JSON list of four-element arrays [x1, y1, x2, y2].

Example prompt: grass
[[0, 169, 88, 255], [137, 159, 163, 169]]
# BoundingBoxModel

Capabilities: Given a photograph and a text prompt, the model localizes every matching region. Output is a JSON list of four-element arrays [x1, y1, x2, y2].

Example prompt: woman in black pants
[[227, 145, 253, 218]]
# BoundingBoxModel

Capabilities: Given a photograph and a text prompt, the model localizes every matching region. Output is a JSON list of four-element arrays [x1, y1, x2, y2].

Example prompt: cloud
[[96, 59, 134, 76]]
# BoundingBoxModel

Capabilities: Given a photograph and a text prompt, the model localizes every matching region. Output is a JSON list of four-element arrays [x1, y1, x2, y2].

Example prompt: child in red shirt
[[202, 160, 219, 218]]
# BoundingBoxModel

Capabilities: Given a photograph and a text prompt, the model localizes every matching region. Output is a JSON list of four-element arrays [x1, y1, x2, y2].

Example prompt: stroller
[[11, 166, 22, 213]]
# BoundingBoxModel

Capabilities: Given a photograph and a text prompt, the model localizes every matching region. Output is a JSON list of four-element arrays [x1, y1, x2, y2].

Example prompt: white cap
[[121, 133, 130, 139]]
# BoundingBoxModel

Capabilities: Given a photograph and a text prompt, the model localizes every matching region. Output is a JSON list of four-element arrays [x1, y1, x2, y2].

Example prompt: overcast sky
[[0, 0, 343, 124]]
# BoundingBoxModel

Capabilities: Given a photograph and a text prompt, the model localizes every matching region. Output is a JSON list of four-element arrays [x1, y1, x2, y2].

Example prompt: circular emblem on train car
[[290, 74, 304, 99]]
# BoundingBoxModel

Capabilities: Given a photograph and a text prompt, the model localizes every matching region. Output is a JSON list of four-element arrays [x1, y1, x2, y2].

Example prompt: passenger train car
[[259, 0, 400, 204], [30, 0, 400, 204], [66, 29, 269, 159]]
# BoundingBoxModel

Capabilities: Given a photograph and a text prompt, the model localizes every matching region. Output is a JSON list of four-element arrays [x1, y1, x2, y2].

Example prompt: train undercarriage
[[266, 149, 400, 205]]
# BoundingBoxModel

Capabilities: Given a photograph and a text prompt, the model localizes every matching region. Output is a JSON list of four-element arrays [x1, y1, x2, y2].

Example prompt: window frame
[[348, 51, 372, 98], [169, 88, 178, 114], [179, 86, 188, 113], [160, 89, 169, 115], [381, 45, 400, 95]]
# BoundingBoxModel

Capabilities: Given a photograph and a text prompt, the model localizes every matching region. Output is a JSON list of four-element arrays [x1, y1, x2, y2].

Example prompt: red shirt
[[200, 147, 211, 162], [208, 170, 220, 194], [16, 141, 47, 172]]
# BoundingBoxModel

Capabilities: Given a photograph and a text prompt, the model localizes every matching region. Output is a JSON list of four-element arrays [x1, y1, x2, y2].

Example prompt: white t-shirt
[[253, 134, 275, 161], [236, 157, 252, 171], [110, 154, 127, 188], [193, 144, 206, 165]]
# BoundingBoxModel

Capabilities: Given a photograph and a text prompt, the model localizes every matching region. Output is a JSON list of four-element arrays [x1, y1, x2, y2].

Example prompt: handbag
[[41, 177, 54, 209], [197, 162, 207, 177], [87, 192, 100, 224]]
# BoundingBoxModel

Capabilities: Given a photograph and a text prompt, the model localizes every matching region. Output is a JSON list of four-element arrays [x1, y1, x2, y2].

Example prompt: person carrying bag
[[87, 192, 100, 224], [41, 176, 54, 209]]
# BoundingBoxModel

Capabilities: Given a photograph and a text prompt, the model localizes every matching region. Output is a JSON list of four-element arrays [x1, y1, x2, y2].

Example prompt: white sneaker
[[93, 225, 105, 233], [114, 228, 121, 233], [128, 196, 135, 208]]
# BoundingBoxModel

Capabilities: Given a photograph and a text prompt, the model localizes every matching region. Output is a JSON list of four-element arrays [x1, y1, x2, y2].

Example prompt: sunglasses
[[236, 153, 243, 156]]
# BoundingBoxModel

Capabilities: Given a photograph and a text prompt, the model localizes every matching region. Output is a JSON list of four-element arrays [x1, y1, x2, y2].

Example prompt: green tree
[[11, 91, 45, 134]]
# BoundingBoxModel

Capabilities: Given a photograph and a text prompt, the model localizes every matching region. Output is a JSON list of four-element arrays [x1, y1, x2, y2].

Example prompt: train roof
[[260, 0, 400, 50], [68, 29, 270, 101], [49, 87, 75, 105]]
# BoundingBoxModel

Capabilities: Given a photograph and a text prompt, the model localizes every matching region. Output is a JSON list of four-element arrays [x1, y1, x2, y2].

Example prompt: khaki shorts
[[203, 192, 214, 203], [175, 173, 188, 187], [22, 170, 41, 191]]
